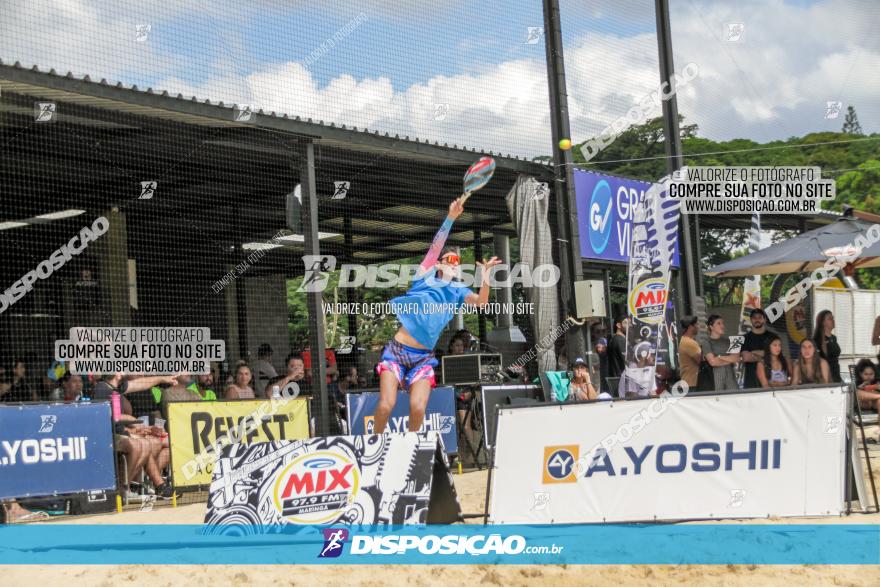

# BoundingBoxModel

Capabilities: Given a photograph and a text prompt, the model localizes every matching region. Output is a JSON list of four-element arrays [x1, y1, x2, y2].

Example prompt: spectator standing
[[595, 337, 609, 393], [756, 334, 792, 388], [741, 308, 774, 389], [700, 315, 740, 391], [677, 316, 702, 388], [251, 343, 278, 398], [872, 316, 880, 363], [607, 316, 628, 379], [813, 310, 841, 383], [791, 338, 831, 385]]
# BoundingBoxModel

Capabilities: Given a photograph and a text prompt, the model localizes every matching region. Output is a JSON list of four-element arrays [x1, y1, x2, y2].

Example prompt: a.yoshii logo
[[542, 445, 579, 484]]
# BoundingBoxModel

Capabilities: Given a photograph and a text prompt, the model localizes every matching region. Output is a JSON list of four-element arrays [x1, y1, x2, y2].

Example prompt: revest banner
[[346, 386, 457, 454], [168, 398, 310, 489], [0, 402, 116, 500], [489, 386, 847, 524], [574, 169, 680, 266]]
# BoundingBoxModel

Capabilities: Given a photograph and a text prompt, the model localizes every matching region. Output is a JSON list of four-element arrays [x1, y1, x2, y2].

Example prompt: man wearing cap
[[568, 358, 598, 401], [741, 308, 773, 389]]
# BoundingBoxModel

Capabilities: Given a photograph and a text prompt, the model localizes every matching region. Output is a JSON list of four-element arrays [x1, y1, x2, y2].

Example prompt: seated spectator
[[338, 365, 363, 393], [855, 358, 880, 413], [57, 372, 84, 401], [568, 358, 598, 401], [1, 360, 37, 402], [700, 315, 740, 391], [86, 372, 176, 498], [225, 364, 255, 399], [791, 338, 831, 386], [757, 334, 793, 388], [251, 343, 278, 398], [115, 418, 174, 499], [188, 371, 218, 401], [1, 499, 50, 523], [271, 354, 310, 398]]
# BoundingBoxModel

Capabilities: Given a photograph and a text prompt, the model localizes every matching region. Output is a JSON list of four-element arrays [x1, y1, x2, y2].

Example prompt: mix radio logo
[[628, 278, 668, 325], [273, 450, 360, 524], [542, 445, 579, 484]]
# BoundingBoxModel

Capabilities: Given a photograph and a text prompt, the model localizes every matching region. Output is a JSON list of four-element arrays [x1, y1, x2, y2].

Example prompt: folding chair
[[540, 370, 571, 402]]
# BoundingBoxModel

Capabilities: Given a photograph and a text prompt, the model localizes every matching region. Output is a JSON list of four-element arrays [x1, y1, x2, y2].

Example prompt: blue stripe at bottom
[[0, 524, 877, 565]]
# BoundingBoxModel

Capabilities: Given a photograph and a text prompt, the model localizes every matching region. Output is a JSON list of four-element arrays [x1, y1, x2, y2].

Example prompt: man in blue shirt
[[373, 197, 500, 434]]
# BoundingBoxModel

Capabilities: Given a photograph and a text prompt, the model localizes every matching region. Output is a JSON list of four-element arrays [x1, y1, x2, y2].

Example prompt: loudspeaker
[[574, 280, 606, 318], [441, 353, 502, 385]]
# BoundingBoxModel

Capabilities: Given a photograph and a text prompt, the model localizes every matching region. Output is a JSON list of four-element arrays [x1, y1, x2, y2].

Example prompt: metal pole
[[474, 229, 487, 342], [655, 0, 698, 315], [301, 142, 330, 436], [344, 213, 358, 341], [543, 0, 585, 361]]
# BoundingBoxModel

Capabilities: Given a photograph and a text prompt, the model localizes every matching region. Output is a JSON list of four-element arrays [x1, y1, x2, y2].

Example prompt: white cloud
[[1, 0, 877, 160]]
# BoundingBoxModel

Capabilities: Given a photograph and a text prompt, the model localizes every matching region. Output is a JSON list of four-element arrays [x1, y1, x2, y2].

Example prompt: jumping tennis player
[[372, 197, 500, 433]]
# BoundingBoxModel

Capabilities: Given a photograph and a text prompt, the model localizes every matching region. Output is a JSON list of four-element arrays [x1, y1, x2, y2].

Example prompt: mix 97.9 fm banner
[[168, 398, 310, 489], [204, 432, 460, 527], [0, 403, 116, 499], [346, 387, 457, 454]]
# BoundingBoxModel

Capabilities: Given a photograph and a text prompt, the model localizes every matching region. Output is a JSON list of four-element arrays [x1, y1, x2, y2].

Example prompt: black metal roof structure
[[0, 60, 553, 281], [0, 59, 845, 283]]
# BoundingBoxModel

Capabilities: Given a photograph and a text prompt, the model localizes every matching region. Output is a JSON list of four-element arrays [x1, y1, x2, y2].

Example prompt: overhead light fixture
[[241, 232, 340, 251], [242, 242, 283, 251], [276, 232, 341, 243], [34, 209, 86, 220], [0, 221, 30, 230]]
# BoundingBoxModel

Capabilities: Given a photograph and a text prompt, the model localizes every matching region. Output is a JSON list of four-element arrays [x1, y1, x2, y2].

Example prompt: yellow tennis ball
[[559, 138, 572, 150]]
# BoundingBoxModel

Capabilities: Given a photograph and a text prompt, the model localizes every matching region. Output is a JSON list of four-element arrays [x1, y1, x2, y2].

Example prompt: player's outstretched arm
[[418, 198, 465, 273]]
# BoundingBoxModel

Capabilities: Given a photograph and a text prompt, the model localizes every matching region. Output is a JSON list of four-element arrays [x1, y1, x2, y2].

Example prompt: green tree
[[570, 116, 880, 294], [842, 106, 863, 135]]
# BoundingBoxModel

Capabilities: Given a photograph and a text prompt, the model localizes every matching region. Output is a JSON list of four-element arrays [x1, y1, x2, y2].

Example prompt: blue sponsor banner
[[0, 402, 116, 499], [0, 524, 877, 564], [574, 169, 680, 266], [346, 387, 457, 454]]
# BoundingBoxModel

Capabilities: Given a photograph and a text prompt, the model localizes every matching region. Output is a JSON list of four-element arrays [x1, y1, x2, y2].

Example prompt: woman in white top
[[225, 364, 255, 399]]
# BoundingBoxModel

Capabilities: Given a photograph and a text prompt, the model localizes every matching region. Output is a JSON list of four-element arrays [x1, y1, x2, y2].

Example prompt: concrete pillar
[[223, 265, 241, 368], [494, 234, 513, 328], [96, 208, 131, 326]]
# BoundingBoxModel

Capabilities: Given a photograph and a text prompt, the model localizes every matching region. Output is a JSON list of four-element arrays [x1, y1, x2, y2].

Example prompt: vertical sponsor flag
[[620, 171, 682, 397], [738, 213, 763, 334]]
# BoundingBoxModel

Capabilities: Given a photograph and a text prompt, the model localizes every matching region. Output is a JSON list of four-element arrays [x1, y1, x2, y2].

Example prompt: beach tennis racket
[[460, 156, 496, 203]]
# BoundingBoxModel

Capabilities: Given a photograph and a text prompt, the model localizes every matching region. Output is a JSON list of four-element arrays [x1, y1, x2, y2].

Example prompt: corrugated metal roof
[[0, 60, 549, 173]]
